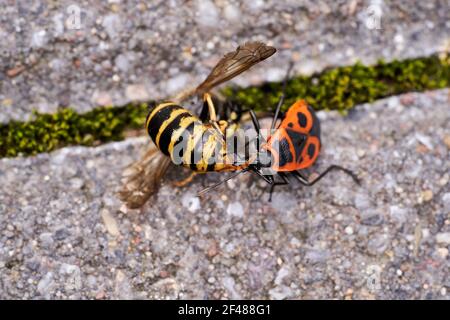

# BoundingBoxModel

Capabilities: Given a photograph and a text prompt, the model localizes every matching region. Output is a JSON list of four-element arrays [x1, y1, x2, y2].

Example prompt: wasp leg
[[199, 92, 219, 123], [173, 172, 197, 187], [204, 92, 218, 122], [292, 165, 360, 186], [268, 172, 290, 202], [203, 92, 226, 133], [198, 93, 217, 121], [271, 61, 294, 130], [199, 98, 210, 122]]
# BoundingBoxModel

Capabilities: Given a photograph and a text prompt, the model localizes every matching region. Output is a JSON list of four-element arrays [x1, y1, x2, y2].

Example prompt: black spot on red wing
[[307, 142, 316, 159], [286, 129, 306, 161], [297, 112, 307, 128], [277, 138, 293, 167], [287, 122, 293, 128]]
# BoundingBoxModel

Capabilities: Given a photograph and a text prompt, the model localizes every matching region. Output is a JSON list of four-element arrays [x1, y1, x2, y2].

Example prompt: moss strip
[[224, 54, 449, 113], [1, 54, 449, 158], [0, 104, 149, 158]]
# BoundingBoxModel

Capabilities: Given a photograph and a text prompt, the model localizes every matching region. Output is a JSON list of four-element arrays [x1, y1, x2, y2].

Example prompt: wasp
[[119, 42, 276, 208]]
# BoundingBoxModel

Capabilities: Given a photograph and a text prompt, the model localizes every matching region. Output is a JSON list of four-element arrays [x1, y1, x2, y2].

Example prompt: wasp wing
[[195, 41, 276, 94], [118, 143, 171, 209]]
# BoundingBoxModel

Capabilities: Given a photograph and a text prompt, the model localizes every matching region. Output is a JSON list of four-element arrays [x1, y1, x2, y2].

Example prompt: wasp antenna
[[197, 169, 249, 197]]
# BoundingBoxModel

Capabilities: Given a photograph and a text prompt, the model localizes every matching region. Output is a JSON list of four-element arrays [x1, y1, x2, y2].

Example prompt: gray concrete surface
[[1, 0, 449, 123], [1, 89, 449, 299]]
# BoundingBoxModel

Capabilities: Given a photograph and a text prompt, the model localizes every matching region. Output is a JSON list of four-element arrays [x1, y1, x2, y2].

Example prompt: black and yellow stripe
[[146, 102, 243, 172]]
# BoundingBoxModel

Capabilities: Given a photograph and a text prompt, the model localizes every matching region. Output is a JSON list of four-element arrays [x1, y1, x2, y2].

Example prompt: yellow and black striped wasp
[[119, 42, 276, 208]]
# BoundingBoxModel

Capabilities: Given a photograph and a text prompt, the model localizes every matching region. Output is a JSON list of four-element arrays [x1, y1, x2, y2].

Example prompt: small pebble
[[345, 226, 354, 235], [196, 0, 219, 28], [436, 233, 450, 245], [223, 4, 241, 23], [439, 175, 449, 186], [181, 194, 200, 213], [207, 242, 219, 258], [207, 277, 216, 284], [101, 209, 120, 237], [356, 149, 366, 157], [395, 187, 404, 194], [125, 84, 150, 101], [421, 190, 433, 202], [437, 247, 448, 259], [443, 135, 450, 149], [227, 202, 244, 218]]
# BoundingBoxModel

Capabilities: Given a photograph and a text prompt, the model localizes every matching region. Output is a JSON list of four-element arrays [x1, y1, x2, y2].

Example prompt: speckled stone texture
[[1, 0, 449, 123], [1, 90, 449, 299]]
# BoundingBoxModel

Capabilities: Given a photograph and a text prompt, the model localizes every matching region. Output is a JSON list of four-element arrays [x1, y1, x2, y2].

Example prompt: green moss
[[223, 54, 449, 113], [0, 54, 448, 158], [0, 103, 149, 158]]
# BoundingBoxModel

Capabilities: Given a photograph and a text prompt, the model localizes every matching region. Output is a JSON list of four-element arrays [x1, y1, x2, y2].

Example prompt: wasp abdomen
[[146, 102, 230, 172]]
